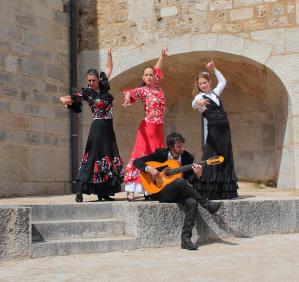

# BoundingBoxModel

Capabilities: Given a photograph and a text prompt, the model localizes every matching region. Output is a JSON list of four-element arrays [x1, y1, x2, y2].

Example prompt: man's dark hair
[[166, 132, 185, 148]]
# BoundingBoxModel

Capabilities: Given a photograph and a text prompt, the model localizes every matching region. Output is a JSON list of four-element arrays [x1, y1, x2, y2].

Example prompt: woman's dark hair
[[192, 71, 211, 96], [86, 68, 100, 79], [139, 66, 155, 86], [166, 132, 185, 148], [86, 69, 110, 92]]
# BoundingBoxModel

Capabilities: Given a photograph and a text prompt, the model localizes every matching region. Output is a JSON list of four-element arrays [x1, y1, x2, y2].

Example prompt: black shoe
[[181, 237, 198, 250], [102, 196, 115, 201], [97, 195, 103, 201], [75, 193, 83, 203], [206, 202, 222, 214]]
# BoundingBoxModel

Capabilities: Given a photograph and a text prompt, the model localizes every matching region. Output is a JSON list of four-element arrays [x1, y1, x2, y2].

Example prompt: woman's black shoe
[[75, 193, 83, 203]]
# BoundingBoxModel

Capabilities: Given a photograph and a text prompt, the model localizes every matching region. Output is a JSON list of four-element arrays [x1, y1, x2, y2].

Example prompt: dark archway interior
[[109, 51, 288, 185]]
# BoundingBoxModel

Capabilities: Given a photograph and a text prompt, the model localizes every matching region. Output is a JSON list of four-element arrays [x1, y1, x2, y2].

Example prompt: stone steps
[[32, 218, 126, 241], [30, 203, 138, 258], [30, 203, 113, 221], [31, 236, 138, 258]]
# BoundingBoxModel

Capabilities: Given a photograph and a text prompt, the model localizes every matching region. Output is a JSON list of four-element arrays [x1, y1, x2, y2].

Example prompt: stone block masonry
[[0, 0, 71, 196]]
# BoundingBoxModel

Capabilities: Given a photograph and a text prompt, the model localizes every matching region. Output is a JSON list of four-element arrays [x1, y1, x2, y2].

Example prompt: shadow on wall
[[109, 51, 288, 186]]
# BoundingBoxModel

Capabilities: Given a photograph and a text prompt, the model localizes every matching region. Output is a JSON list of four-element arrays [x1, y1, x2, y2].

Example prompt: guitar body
[[140, 160, 182, 194], [139, 155, 224, 194]]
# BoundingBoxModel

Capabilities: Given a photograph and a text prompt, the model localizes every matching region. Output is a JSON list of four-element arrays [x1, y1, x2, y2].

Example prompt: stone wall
[[0, 0, 71, 196], [79, 0, 298, 50], [0, 206, 31, 259], [79, 0, 299, 188]]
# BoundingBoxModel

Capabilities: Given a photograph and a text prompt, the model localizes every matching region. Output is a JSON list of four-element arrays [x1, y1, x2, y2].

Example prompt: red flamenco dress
[[123, 68, 165, 194]]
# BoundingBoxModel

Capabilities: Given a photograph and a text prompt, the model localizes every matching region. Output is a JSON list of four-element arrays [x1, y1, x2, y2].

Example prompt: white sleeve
[[213, 69, 226, 96], [192, 94, 206, 113]]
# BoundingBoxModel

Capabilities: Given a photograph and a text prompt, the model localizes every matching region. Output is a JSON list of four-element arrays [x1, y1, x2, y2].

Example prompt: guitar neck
[[168, 161, 206, 175]]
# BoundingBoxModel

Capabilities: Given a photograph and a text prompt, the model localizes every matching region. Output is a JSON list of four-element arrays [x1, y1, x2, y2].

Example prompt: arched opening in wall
[[110, 51, 288, 186]]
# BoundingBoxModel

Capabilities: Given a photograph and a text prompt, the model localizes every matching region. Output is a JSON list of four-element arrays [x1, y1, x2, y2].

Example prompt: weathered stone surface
[[0, 0, 70, 197], [241, 39, 272, 64], [230, 8, 254, 21], [251, 28, 285, 54], [210, 0, 232, 11], [216, 34, 244, 54], [0, 207, 31, 259], [112, 198, 299, 247], [286, 27, 299, 53], [160, 6, 178, 17]]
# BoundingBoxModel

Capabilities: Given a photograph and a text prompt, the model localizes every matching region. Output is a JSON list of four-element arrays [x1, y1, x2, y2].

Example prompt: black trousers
[[151, 178, 208, 239]]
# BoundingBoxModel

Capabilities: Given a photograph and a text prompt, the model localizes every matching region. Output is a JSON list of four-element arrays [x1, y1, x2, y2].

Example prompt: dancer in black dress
[[192, 60, 238, 200], [60, 49, 124, 202]]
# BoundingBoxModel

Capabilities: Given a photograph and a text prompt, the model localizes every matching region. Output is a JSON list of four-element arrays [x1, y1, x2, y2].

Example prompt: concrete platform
[[1, 182, 299, 260]]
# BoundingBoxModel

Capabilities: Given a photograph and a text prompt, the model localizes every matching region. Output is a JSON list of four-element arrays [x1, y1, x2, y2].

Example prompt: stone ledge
[[112, 198, 299, 247], [1, 197, 299, 259], [0, 206, 31, 260]]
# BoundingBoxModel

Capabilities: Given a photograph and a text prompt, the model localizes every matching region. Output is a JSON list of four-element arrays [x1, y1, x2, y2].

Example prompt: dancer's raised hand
[[206, 60, 215, 71]]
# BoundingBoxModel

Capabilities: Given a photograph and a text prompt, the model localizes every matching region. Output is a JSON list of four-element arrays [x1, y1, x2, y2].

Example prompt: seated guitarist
[[133, 132, 222, 250]]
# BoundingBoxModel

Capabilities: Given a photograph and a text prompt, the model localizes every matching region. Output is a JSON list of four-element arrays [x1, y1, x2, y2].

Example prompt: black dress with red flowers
[[68, 71, 124, 197]]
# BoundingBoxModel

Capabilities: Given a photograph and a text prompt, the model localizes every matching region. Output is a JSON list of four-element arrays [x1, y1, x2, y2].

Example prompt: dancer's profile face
[[87, 74, 99, 91], [142, 68, 155, 87], [198, 77, 211, 93]]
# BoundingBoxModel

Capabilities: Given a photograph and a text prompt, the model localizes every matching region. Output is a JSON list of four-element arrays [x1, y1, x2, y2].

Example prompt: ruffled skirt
[[76, 119, 124, 196], [198, 119, 238, 200], [124, 120, 164, 193]]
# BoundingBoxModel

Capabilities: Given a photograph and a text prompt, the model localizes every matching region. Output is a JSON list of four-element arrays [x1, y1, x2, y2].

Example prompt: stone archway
[[79, 34, 293, 188]]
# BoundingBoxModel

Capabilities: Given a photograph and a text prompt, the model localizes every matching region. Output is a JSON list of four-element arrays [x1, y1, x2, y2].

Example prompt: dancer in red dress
[[122, 48, 168, 201]]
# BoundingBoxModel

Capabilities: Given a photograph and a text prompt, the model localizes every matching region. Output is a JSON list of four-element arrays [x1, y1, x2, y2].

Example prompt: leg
[[177, 179, 222, 214], [157, 179, 221, 214], [75, 181, 84, 203], [181, 197, 198, 250]]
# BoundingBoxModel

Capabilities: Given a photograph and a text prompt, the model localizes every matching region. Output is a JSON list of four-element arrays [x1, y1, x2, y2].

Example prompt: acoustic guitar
[[140, 156, 224, 194]]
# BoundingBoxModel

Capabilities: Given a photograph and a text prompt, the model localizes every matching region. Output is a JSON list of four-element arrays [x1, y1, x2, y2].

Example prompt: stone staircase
[[30, 203, 138, 258]]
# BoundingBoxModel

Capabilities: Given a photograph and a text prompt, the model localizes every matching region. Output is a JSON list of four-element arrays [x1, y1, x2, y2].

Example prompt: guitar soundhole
[[164, 169, 171, 177], [153, 177, 163, 187]]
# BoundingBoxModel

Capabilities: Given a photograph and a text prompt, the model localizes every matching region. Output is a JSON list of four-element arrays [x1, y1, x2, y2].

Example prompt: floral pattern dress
[[69, 71, 124, 197]]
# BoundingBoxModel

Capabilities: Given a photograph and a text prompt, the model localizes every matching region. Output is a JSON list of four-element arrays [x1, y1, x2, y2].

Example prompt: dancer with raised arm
[[60, 49, 124, 202], [192, 60, 238, 200], [122, 48, 168, 201]]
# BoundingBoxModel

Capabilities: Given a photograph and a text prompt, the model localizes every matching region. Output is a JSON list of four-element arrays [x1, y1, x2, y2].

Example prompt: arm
[[191, 94, 209, 113], [60, 94, 82, 113], [182, 152, 202, 185], [154, 48, 168, 70], [133, 149, 164, 172], [105, 48, 113, 80], [213, 69, 226, 96], [122, 87, 144, 108], [206, 60, 226, 96]]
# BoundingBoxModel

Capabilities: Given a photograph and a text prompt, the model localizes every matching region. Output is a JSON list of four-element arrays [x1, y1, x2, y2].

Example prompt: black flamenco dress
[[68, 72, 124, 197], [198, 94, 238, 200]]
